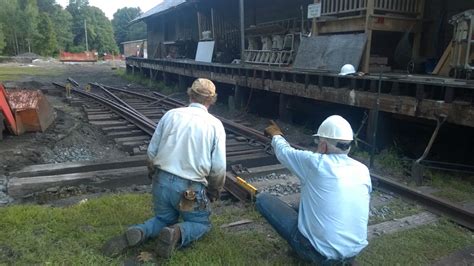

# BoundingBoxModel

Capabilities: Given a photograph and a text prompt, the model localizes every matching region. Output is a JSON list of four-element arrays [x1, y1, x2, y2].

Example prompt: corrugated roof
[[131, 0, 188, 23]]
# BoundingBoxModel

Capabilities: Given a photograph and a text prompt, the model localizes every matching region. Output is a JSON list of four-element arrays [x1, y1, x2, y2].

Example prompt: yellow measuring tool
[[235, 176, 258, 199]]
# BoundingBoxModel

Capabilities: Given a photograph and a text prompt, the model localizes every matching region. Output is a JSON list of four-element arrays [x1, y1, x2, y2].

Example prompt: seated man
[[102, 78, 226, 259], [257, 115, 371, 265]]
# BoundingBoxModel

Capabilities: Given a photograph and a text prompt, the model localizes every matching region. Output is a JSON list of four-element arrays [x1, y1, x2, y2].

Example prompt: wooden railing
[[321, 0, 366, 16], [321, 0, 421, 17], [374, 0, 421, 14]]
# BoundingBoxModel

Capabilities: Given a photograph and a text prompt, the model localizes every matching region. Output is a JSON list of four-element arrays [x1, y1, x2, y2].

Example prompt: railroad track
[[49, 80, 473, 231]]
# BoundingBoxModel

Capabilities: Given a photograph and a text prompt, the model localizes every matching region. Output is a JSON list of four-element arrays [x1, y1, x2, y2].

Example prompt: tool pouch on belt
[[179, 189, 197, 212]]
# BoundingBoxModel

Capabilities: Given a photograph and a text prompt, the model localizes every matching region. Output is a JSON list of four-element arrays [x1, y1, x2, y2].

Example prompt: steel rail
[[89, 83, 157, 126], [372, 173, 474, 230], [100, 84, 273, 146], [55, 82, 474, 230], [53, 83, 156, 136]]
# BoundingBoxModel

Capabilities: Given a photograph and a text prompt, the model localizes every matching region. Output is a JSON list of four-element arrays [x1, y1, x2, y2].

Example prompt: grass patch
[[375, 147, 406, 177], [425, 170, 474, 202], [350, 147, 407, 177], [0, 194, 299, 265], [1, 193, 472, 265], [358, 219, 474, 265], [0, 65, 63, 81], [115, 68, 176, 94]]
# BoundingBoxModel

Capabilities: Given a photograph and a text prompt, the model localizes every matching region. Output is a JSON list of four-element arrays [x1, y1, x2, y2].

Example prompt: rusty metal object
[[59, 51, 98, 62], [0, 84, 18, 135], [6, 89, 55, 134], [0, 112, 4, 140], [411, 115, 447, 185]]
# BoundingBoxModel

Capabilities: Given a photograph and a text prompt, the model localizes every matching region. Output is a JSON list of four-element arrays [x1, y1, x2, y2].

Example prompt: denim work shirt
[[147, 103, 226, 190], [272, 135, 372, 259]]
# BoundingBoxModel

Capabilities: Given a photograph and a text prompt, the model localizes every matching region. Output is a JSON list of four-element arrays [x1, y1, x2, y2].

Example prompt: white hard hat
[[313, 115, 354, 141], [339, 64, 356, 76]]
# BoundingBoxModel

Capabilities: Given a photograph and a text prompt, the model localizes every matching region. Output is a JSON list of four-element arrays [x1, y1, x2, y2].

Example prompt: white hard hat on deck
[[313, 115, 354, 141], [339, 64, 356, 76]]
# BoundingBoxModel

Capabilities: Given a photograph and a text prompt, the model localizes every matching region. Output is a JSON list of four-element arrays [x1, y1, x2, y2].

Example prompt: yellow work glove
[[264, 120, 283, 137]]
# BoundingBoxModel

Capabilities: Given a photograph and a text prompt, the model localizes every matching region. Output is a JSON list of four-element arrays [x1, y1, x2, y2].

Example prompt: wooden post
[[311, 0, 320, 36], [234, 85, 244, 110], [211, 8, 216, 40], [240, 0, 245, 61], [178, 75, 186, 91], [197, 11, 203, 40], [412, 0, 425, 59], [149, 68, 153, 87], [163, 72, 169, 85], [362, 0, 375, 73], [279, 94, 292, 122]]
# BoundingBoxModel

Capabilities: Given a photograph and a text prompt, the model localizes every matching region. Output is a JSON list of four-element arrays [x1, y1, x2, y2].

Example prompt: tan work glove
[[264, 120, 283, 137], [147, 160, 156, 180]]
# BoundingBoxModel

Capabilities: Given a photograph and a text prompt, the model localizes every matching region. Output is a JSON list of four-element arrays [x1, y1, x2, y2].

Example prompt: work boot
[[156, 225, 181, 258], [101, 227, 144, 257]]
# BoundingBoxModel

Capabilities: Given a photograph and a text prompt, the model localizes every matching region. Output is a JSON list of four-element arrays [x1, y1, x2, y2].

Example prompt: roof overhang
[[130, 0, 194, 25]]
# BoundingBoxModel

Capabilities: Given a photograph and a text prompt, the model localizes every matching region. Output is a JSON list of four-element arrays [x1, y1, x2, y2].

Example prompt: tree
[[34, 13, 57, 55], [0, 24, 6, 54], [86, 6, 119, 54], [66, 1, 118, 54], [51, 5, 73, 52], [37, 0, 56, 13], [18, 0, 40, 53], [112, 7, 146, 52], [0, 0, 22, 55]]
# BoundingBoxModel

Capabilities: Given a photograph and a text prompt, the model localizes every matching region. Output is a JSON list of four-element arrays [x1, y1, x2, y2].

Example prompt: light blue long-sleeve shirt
[[147, 103, 226, 190], [272, 135, 372, 259]]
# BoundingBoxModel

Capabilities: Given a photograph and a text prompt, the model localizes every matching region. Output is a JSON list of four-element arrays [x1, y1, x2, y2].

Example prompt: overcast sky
[[56, 0, 162, 19]]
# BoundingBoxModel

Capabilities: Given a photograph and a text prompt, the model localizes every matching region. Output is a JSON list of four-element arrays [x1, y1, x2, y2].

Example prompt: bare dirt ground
[[0, 62, 131, 176], [0, 61, 301, 205]]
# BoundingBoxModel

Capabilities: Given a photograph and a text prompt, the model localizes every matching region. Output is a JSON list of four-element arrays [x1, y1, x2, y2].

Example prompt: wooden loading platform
[[126, 57, 474, 128]]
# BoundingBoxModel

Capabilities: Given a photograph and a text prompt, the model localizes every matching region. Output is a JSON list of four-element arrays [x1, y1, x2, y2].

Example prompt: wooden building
[[128, 0, 474, 136], [133, 0, 473, 73]]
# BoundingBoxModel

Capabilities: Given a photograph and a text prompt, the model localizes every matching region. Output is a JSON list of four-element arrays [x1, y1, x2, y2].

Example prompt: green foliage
[[0, 0, 65, 55], [50, 4, 73, 52], [112, 7, 146, 53], [34, 13, 57, 56], [115, 68, 176, 93], [66, 1, 118, 54], [18, 0, 40, 53], [426, 170, 474, 202], [0, 0, 118, 56], [0, 24, 6, 54]]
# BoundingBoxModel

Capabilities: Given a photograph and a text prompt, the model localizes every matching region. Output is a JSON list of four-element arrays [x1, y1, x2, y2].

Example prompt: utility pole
[[84, 19, 89, 51]]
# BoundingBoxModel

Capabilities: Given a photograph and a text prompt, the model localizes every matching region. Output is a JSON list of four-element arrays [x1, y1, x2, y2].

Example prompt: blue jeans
[[256, 193, 354, 265], [132, 170, 211, 248]]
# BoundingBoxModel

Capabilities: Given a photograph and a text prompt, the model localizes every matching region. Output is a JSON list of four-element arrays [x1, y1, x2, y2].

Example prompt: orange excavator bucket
[[0, 84, 18, 135], [6, 89, 55, 134]]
